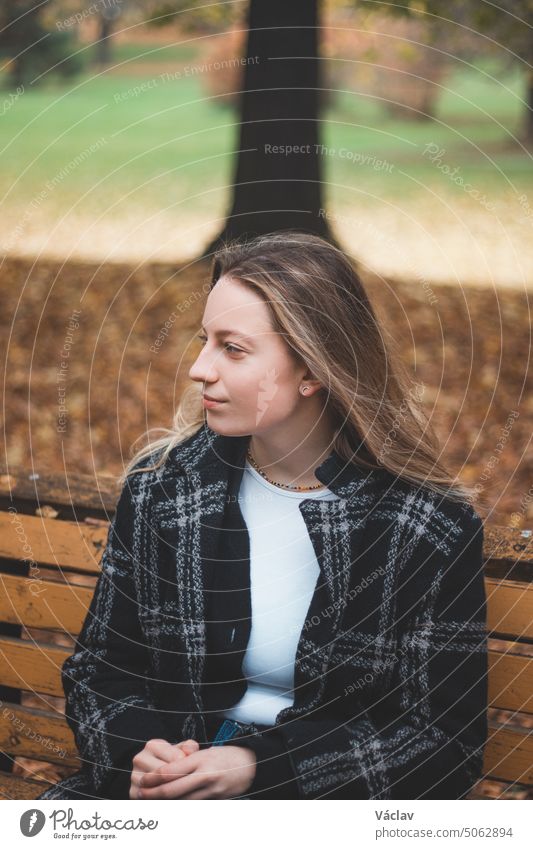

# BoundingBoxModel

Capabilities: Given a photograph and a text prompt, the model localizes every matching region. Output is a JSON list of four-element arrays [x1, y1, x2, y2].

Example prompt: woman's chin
[[205, 415, 250, 438]]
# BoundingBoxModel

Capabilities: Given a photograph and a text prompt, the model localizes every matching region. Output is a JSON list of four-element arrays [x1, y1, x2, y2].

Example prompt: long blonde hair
[[119, 231, 478, 506]]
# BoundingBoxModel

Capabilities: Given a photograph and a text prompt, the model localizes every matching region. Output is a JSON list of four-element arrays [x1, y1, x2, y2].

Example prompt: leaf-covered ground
[[1, 255, 531, 527]]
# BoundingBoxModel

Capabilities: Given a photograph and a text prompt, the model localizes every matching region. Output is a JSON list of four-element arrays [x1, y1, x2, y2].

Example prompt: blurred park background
[[1, 0, 532, 527]]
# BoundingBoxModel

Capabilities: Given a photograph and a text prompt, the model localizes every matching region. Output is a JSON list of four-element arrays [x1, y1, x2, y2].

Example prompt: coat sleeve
[[60, 471, 180, 798], [225, 507, 488, 800], [221, 727, 299, 798]]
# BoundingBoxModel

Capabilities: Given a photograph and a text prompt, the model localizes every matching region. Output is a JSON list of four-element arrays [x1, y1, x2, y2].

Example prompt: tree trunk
[[204, 0, 336, 254], [94, 14, 114, 68]]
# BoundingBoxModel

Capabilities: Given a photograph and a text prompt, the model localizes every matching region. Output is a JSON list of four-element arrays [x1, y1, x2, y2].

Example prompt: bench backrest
[[0, 468, 532, 799]]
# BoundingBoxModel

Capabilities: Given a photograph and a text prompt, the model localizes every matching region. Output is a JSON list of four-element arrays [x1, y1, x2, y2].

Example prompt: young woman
[[38, 231, 487, 801]]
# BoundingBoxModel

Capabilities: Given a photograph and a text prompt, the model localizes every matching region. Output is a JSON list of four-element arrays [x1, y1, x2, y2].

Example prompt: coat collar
[[168, 422, 385, 501]]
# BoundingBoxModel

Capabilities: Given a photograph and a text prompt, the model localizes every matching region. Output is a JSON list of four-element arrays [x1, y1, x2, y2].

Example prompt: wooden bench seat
[[0, 467, 532, 799]]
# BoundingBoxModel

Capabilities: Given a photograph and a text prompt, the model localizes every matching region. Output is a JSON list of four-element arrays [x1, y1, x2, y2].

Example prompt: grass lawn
[[0, 48, 531, 284]]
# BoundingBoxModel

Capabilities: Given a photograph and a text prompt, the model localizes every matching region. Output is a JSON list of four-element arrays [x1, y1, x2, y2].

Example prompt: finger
[[130, 778, 146, 800], [140, 763, 191, 788], [144, 739, 181, 763], [133, 747, 195, 790], [176, 740, 200, 752], [176, 739, 200, 755], [140, 771, 211, 800], [132, 744, 181, 778], [141, 750, 203, 788], [132, 753, 168, 775], [130, 756, 169, 796]]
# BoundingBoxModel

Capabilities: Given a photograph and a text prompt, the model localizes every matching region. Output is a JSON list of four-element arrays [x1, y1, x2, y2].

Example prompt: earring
[[301, 386, 309, 394]]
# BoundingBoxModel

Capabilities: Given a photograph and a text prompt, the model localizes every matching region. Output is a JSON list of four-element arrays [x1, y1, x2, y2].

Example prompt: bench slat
[[0, 770, 51, 800], [0, 636, 70, 697], [4, 574, 529, 643], [483, 526, 533, 566], [0, 574, 94, 633], [0, 701, 78, 767], [486, 578, 533, 640], [488, 649, 533, 713], [1, 641, 532, 714], [0, 575, 523, 643], [0, 466, 119, 513], [483, 722, 533, 785], [0, 512, 108, 575], [0, 470, 528, 565]]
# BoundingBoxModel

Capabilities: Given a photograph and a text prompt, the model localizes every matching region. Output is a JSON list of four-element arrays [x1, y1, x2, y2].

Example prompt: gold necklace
[[246, 450, 326, 491]]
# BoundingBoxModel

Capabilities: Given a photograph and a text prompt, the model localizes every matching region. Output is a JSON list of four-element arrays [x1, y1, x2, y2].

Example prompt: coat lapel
[[154, 427, 249, 738], [276, 457, 385, 722]]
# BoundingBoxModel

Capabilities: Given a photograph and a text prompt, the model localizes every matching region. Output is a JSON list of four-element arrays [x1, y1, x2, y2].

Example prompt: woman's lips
[[202, 397, 226, 408]]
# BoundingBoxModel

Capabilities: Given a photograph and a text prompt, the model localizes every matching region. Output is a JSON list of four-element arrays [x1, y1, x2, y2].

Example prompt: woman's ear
[[300, 377, 324, 397]]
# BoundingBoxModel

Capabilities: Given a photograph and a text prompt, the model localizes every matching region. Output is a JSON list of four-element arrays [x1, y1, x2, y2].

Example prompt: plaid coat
[[38, 423, 487, 800]]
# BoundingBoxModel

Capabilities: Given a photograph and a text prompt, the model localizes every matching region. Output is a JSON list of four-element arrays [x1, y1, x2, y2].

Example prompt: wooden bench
[[0, 468, 532, 800]]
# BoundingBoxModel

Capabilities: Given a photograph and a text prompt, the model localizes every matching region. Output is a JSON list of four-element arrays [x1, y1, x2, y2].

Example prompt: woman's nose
[[189, 347, 219, 383]]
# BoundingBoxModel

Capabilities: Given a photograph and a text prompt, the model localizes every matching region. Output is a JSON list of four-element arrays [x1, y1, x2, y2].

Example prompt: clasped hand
[[129, 738, 256, 800]]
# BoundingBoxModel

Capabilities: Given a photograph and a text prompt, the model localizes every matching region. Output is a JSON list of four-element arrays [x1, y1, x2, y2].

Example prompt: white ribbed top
[[222, 459, 340, 726]]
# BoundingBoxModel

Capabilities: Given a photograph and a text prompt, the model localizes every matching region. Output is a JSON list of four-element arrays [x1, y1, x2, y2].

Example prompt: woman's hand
[[129, 738, 200, 800], [137, 745, 257, 800]]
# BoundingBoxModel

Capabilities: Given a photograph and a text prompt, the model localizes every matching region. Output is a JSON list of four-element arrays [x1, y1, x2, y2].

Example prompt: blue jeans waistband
[[204, 713, 263, 746]]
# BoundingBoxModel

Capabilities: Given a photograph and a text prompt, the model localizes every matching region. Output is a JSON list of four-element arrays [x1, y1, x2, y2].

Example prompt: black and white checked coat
[[38, 423, 487, 800]]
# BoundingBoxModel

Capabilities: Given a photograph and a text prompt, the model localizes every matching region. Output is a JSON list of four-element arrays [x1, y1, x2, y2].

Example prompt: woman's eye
[[195, 334, 243, 355]]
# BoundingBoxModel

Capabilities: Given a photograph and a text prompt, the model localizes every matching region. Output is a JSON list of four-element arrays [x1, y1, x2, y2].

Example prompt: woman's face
[[188, 275, 308, 437]]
